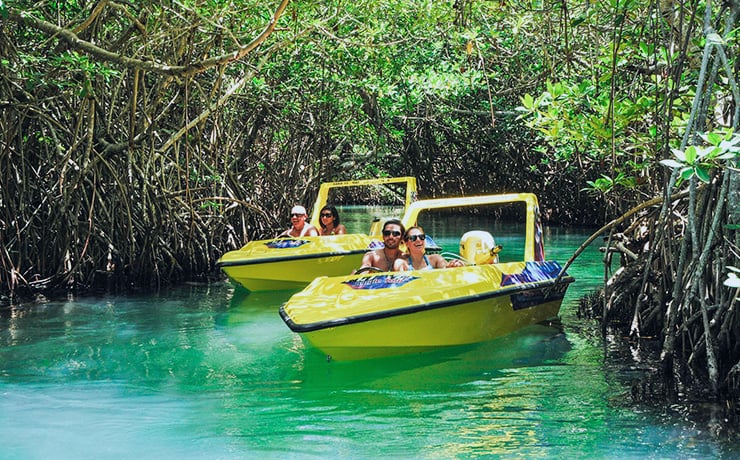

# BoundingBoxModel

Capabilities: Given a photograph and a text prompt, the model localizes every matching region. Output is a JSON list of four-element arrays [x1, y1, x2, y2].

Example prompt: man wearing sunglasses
[[356, 219, 406, 272], [277, 205, 319, 238]]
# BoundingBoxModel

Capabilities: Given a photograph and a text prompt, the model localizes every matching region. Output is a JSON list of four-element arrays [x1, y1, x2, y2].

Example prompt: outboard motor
[[459, 230, 501, 265]]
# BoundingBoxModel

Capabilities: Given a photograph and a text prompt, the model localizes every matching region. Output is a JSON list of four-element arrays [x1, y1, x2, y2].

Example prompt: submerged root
[[576, 188, 739, 423]]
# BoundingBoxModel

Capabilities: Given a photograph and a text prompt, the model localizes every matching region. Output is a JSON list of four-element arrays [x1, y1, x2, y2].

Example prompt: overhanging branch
[[7, 0, 290, 76]]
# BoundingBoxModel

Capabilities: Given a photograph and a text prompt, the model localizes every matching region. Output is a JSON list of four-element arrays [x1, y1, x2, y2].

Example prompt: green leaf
[[705, 132, 722, 146], [684, 145, 697, 165], [680, 167, 694, 181], [520, 93, 535, 110], [694, 166, 711, 183]]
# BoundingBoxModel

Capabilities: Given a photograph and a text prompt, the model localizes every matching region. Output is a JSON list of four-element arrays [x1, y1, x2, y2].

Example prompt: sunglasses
[[291, 213, 305, 218], [406, 234, 426, 242], [382, 230, 402, 237], [320, 213, 333, 218]]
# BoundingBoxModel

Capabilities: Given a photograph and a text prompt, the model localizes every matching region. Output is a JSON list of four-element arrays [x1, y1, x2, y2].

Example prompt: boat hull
[[280, 261, 574, 360], [217, 234, 375, 291]]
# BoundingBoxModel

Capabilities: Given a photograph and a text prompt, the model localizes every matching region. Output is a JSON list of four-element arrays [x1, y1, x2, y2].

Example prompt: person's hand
[[446, 259, 464, 268]]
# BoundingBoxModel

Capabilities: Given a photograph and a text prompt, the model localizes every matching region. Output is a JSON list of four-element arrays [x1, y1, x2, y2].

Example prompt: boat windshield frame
[[309, 177, 418, 234], [399, 193, 544, 262]]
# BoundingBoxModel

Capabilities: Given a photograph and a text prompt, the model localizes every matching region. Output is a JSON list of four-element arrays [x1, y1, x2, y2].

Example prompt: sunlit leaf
[[660, 159, 683, 169], [680, 167, 694, 181], [684, 145, 697, 164], [671, 148, 686, 163], [724, 273, 740, 288], [694, 166, 711, 183]]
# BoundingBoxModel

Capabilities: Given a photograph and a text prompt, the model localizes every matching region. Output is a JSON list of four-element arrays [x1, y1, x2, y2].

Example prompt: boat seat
[[459, 230, 500, 265]]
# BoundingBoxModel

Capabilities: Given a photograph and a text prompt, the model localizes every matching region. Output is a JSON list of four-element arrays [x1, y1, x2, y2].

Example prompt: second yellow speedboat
[[217, 177, 417, 291], [216, 234, 376, 291]]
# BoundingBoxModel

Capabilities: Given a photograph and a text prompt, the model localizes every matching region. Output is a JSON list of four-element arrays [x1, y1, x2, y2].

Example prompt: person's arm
[[305, 225, 319, 236], [392, 257, 409, 271], [445, 259, 464, 268], [430, 254, 463, 268], [429, 254, 447, 268], [360, 251, 375, 268]]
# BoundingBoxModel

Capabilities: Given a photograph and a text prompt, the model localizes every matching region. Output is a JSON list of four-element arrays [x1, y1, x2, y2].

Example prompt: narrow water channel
[[0, 225, 736, 458]]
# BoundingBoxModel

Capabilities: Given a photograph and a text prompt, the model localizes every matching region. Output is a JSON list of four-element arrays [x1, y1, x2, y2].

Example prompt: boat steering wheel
[[354, 266, 383, 274]]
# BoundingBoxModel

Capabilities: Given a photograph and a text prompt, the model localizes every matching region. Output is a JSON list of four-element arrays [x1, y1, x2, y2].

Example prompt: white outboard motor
[[459, 230, 500, 265]]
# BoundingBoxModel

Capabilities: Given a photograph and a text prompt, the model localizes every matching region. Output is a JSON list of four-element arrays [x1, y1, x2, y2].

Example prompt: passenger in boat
[[318, 205, 347, 236], [277, 205, 319, 238], [393, 226, 464, 271], [356, 219, 406, 272]]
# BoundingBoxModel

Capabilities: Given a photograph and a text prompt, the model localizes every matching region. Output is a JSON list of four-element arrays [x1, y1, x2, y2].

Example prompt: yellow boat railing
[[309, 177, 418, 233], [400, 193, 544, 262]]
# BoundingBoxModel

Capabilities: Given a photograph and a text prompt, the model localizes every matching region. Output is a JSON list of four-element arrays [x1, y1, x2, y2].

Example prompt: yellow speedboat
[[217, 177, 417, 291], [279, 193, 575, 360]]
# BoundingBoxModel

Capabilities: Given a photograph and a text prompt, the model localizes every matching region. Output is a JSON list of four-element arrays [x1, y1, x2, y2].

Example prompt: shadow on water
[[216, 287, 297, 326], [284, 323, 573, 392]]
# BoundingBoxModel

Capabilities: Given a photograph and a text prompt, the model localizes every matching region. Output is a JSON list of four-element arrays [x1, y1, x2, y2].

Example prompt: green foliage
[[513, 0, 728, 214], [517, 77, 653, 202], [660, 132, 740, 185], [584, 172, 636, 196]]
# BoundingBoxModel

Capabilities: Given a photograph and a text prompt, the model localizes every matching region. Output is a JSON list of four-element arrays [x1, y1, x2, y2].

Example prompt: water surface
[[0, 227, 736, 459]]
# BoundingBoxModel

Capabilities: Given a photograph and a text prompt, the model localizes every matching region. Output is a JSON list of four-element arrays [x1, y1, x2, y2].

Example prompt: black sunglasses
[[291, 213, 305, 218], [406, 234, 426, 242], [382, 230, 401, 237], [320, 213, 333, 218]]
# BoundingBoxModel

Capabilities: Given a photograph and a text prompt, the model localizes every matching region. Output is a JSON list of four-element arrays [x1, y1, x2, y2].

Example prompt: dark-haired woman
[[318, 205, 347, 236]]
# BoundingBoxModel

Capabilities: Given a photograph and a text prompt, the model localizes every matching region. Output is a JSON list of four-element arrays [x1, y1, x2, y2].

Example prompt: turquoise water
[[0, 227, 736, 459]]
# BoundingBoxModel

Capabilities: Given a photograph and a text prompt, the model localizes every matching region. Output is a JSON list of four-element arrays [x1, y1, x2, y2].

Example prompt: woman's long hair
[[319, 205, 340, 230]]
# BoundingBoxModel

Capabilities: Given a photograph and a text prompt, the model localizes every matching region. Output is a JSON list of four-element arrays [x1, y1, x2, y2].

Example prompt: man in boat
[[277, 205, 319, 238], [356, 219, 405, 272]]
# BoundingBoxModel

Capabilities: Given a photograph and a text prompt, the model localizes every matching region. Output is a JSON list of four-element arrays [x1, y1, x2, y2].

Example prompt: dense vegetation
[[0, 1, 737, 405]]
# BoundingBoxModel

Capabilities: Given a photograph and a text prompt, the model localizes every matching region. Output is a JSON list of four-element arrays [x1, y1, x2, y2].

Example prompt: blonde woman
[[393, 226, 463, 271]]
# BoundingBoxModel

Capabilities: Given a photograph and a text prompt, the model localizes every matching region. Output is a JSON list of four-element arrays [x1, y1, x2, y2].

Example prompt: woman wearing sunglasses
[[393, 226, 464, 271], [318, 205, 347, 236]]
